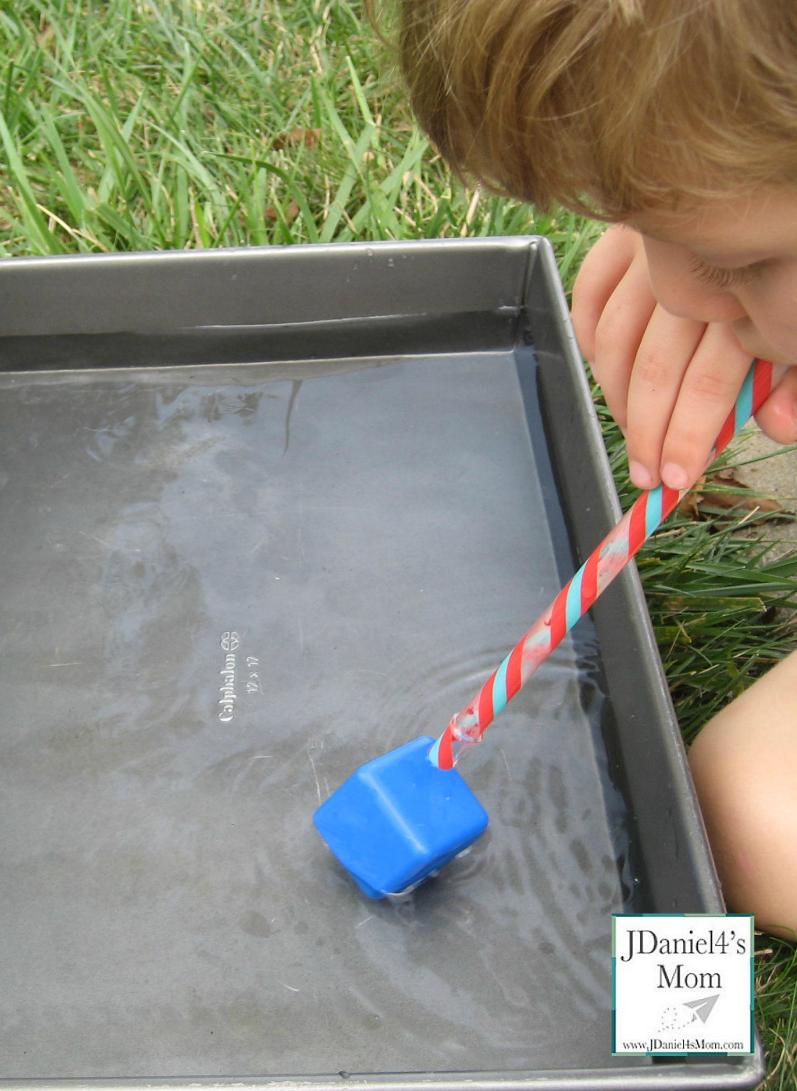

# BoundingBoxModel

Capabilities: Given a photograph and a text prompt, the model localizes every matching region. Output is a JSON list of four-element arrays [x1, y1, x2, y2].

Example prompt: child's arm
[[688, 647, 797, 938], [571, 225, 797, 490]]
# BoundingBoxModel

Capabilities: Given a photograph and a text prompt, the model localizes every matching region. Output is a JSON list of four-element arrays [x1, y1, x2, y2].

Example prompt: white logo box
[[613, 914, 754, 1055]]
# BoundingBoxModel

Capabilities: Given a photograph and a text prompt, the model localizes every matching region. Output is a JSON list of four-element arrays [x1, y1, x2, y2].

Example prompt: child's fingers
[[618, 307, 707, 488], [754, 366, 797, 444], [571, 225, 640, 366], [582, 252, 658, 432], [656, 326, 756, 489], [571, 225, 793, 494]]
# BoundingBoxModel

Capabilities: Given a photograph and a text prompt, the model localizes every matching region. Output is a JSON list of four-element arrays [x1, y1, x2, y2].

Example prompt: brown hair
[[379, 0, 797, 219]]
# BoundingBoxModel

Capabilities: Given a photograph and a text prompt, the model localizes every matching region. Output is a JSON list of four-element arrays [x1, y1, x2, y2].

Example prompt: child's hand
[[572, 225, 756, 491]]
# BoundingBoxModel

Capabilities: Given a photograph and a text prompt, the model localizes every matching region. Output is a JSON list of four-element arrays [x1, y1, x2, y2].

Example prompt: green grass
[[1, 1, 795, 1085], [0, 0, 600, 259]]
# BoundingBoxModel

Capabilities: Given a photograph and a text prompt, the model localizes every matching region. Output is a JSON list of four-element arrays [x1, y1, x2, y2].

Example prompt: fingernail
[[628, 460, 653, 489], [661, 462, 690, 491]]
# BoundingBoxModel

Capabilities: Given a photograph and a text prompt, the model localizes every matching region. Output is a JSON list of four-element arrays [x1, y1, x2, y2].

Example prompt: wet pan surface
[[1, 353, 628, 1077]]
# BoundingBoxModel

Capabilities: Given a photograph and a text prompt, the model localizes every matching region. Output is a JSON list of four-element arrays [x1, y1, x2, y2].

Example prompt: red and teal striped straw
[[429, 358, 773, 770]]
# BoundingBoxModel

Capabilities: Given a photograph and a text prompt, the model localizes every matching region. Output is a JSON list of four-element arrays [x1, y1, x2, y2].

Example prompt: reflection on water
[[0, 355, 643, 1078]]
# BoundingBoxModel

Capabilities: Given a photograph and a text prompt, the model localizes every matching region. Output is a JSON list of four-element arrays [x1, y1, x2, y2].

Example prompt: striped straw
[[429, 358, 773, 770]]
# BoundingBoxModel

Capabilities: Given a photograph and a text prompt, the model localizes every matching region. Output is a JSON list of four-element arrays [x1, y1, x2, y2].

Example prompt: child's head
[[391, 0, 797, 221]]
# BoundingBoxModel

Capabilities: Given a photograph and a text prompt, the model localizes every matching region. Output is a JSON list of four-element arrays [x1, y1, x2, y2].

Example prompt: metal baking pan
[[0, 238, 764, 1089]]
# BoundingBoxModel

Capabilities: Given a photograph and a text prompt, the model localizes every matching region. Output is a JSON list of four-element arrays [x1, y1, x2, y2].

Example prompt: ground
[[735, 430, 797, 561]]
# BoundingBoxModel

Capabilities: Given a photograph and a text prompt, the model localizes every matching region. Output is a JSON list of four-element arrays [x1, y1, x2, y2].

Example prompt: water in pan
[[0, 353, 639, 1078]]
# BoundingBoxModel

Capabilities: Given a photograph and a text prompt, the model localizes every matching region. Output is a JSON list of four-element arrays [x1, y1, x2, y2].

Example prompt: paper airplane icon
[[683, 994, 720, 1024]]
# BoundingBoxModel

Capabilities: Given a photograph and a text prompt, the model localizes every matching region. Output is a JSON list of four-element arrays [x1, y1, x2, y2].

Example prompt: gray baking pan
[[0, 238, 764, 1089]]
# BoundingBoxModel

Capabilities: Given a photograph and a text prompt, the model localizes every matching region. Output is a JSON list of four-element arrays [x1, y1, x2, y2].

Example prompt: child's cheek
[[739, 269, 797, 363], [729, 316, 779, 362]]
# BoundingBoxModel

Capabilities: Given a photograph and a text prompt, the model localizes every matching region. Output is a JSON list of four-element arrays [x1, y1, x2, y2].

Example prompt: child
[[385, 0, 797, 937]]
